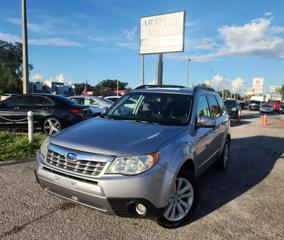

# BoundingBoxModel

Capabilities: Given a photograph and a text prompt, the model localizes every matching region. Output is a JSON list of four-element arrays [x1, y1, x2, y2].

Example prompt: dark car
[[280, 104, 284, 114], [259, 103, 274, 114], [0, 94, 92, 135], [248, 100, 261, 110], [223, 99, 241, 119]]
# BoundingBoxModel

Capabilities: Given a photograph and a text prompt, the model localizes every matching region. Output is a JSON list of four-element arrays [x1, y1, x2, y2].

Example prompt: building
[[29, 81, 75, 96]]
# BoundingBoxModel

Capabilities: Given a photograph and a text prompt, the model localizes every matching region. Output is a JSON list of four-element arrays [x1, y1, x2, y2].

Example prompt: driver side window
[[196, 95, 211, 124]]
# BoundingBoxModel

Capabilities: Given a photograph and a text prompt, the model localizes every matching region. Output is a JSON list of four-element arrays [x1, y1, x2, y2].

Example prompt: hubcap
[[44, 118, 61, 135], [163, 177, 194, 222], [223, 144, 229, 167]]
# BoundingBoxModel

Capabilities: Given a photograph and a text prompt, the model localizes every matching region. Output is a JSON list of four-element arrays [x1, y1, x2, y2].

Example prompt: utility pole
[[157, 54, 163, 85], [22, 0, 29, 94], [186, 58, 191, 87], [140, 55, 144, 85]]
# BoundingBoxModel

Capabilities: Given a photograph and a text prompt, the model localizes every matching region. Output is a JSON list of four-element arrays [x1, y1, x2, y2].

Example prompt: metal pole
[[186, 59, 191, 87], [22, 0, 29, 94], [140, 55, 144, 85], [116, 80, 119, 96], [27, 111, 33, 143], [157, 54, 163, 85]]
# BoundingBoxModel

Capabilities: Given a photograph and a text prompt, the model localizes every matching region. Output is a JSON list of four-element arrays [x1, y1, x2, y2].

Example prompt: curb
[[0, 159, 35, 166]]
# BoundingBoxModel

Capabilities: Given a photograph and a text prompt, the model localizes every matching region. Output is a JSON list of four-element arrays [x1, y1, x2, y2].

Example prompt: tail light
[[70, 108, 82, 115]]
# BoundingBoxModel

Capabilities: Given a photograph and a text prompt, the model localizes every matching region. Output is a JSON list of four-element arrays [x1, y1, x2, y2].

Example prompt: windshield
[[224, 100, 237, 107], [104, 92, 193, 125]]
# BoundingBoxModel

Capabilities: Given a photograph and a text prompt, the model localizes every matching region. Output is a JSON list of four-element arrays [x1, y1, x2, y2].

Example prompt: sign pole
[[157, 54, 163, 85], [22, 0, 29, 94], [140, 55, 144, 85]]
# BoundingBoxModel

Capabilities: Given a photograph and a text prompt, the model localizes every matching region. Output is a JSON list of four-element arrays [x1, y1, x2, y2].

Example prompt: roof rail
[[135, 84, 186, 90], [193, 86, 215, 92]]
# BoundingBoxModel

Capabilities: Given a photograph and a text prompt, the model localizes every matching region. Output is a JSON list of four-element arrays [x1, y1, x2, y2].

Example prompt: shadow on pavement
[[190, 135, 284, 224]]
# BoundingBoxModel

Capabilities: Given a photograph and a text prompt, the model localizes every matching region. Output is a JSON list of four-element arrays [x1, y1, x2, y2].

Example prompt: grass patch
[[0, 132, 47, 161]]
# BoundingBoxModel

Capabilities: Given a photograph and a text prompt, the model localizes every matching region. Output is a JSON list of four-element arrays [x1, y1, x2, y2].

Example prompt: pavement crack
[[0, 202, 75, 238]]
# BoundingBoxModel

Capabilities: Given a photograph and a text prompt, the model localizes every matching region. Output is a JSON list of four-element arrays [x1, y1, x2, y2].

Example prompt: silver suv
[[35, 85, 230, 228]]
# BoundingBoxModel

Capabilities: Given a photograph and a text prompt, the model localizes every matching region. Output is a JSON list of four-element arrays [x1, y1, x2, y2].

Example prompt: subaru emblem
[[66, 152, 77, 161]]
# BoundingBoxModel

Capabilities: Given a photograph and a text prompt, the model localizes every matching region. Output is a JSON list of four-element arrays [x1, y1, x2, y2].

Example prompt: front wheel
[[43, 117, 62, 135], [157, 171, 199, 228], [218, 140, 230, 170]]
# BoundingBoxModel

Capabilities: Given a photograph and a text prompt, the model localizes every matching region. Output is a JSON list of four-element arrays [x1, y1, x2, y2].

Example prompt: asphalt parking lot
[[1, 111, 284, 240]]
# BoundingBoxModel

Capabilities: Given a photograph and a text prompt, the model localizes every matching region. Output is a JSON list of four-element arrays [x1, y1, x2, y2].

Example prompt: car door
[[206, 94, 225, 157], [22, 96, 54, 127], [0, 96, 28, 128], [193, 95, 216, 175]]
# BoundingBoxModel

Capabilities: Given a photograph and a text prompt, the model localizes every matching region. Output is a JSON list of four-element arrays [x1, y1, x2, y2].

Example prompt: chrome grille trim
[[45, 144, 114, 177]]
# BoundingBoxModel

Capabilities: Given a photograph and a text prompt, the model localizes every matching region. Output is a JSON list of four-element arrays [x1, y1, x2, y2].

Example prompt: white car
[[69, 96, 113, 116], [104, 95, 121, 103]]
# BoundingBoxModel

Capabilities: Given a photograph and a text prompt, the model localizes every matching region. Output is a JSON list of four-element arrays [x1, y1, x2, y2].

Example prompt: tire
[[218, 139, 230, 170], [42, 117, 62, 135], [157, 171, 199, 228]]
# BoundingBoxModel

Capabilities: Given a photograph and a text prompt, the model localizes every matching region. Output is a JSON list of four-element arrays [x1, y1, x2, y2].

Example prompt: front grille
[[46, 150, 107, 176]]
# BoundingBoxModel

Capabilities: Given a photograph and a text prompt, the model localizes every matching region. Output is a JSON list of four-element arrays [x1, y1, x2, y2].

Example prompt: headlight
[[231, 107, 237, 111], [40, 137, 50, 159], [106, 152, 159, 175]]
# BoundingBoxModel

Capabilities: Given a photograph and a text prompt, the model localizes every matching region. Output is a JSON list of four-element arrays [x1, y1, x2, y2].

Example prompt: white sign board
[[140, 11, 185, 54], [252, 77, 264, 94]]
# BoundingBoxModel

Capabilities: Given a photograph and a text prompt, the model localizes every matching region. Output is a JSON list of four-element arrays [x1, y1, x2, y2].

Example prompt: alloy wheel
[[43, 118, 61, 135], [163, 177, 194, 222]]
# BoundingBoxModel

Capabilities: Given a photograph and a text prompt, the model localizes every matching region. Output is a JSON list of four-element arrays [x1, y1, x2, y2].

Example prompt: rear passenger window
[[24, 96, 53, 106], [3, 96, 25, 106], [207, 95, 222, 118], [196, 95, 211, 123]]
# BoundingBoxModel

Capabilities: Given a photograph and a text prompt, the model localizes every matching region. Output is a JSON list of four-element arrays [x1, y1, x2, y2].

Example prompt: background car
[[69, 96, 113, 116], [224, 99, 241, 119], [0, 93, 19, 101], [280, 104, 284, 114], [259, 102, 274, 114], [269, 100, 282, 112], [0, 94, 92, 135], [104, 95, 121, 103], [248, 100, 261, 110]]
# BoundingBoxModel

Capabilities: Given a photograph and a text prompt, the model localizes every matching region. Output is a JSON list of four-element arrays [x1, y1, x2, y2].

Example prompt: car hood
[[50, 117, 186, 156]]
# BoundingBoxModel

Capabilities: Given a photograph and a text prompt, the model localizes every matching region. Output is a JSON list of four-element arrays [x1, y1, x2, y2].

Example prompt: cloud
[[29, 38, 81, 47], [189, 38, 220, 50], [204, 75, 225, 90], [218, 18, 284, 58], [30, 74, 44, 82], [7, 17, 43, 33], [265, 12, 273, 17], [115, 42, 138, 50], [0, 32, 81, 47], [122, 27, 137, 42], [31, 73, 66, 85], [0, 32, 21, 42], [168, 16, 284, 62], [203, 75, 245, 93], [185, 21, 199, 28], [231, 77, 245, 93]]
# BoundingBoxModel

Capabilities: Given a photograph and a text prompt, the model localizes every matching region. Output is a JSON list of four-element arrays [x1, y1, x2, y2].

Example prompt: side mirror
[[197, 116, 216, 128]]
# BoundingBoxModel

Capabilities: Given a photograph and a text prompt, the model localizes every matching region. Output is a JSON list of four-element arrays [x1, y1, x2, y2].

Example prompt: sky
[[0, 0, 284, 94]]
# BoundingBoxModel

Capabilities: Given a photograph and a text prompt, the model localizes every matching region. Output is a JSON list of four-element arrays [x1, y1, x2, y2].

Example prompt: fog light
[[136, 203, 147, 216]]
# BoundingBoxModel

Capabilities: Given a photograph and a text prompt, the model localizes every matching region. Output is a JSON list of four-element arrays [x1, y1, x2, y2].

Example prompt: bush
[[0, 132, 46, 161]]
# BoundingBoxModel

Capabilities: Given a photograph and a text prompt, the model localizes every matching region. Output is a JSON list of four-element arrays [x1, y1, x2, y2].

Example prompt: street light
[[185, 58, 191, 88]]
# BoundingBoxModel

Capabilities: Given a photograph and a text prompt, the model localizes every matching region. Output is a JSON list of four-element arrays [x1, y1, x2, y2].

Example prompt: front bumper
[[35, 152, 173, 218]]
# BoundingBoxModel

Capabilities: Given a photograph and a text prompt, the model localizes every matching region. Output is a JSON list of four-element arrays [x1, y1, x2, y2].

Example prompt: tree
[[277, 84, 284, 100], [0, 40, 33, 95], [93, 79, 128, 96], [73, 83, 92, 95]]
